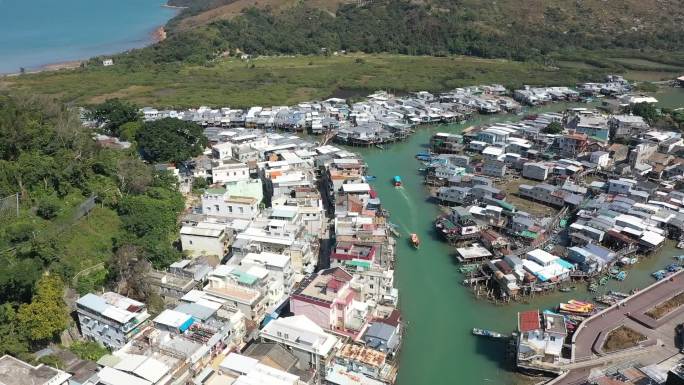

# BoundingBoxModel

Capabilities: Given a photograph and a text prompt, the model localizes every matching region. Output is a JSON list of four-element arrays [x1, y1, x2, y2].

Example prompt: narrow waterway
[[352, 104, 682, 385]]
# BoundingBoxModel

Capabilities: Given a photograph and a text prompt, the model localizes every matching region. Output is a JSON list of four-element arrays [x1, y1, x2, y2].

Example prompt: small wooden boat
[[559, 286, 575, 292], [393, 175, 402, 187], [472, 328, 506, 338], [677, 241, 684, 249], [410, 233, 420, 248], [364, 175, 377, 182]]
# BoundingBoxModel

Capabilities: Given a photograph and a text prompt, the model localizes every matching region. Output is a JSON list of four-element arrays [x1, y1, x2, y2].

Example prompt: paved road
[[551, 271, 684, 385], [573, 270, 684, 360]]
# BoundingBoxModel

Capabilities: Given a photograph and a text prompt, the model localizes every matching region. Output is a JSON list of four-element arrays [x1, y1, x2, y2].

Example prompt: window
[[189, 240, 193, 245], [214, 204, 219, 211], [229, 206, 233, 213], [239, 207, 244, 214]]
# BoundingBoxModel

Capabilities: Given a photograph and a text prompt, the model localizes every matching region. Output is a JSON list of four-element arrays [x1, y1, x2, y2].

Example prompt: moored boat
[[393, 175, 402, 187], [410, 233, 420, 248], [472, 328, 506, 338]]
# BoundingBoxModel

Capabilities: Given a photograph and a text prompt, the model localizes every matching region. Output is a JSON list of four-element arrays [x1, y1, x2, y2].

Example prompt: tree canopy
[[136, 118, 207, 163], [0, 95, 186, 356], [17, 275, 69, 343], [629, 102, 659, 124], [543, 121, 564, 134], [87, 98, 140, 136]]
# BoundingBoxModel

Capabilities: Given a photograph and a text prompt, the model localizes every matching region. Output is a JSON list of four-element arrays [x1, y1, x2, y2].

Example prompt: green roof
[[493, 199, 516, 212], [519, 230, 539, 239], [205, 187, 227, 195], [345, 260, 371, 269], [559, 219, 568, 228], [232, 271, 258, 285], [442, 219, 457, 230]]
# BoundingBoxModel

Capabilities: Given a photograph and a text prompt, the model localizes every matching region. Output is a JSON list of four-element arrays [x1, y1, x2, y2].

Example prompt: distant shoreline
[[0, 4, 178, 77], [162, 4, 188, 9]]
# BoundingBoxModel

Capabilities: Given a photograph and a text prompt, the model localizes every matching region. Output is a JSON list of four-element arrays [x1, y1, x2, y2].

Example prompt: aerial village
[[14, 75, 684, 385], [48, 121, 402, 385]]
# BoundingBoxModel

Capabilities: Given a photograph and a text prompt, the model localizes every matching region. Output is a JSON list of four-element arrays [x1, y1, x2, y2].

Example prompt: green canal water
[[352, 103, 684, 385]]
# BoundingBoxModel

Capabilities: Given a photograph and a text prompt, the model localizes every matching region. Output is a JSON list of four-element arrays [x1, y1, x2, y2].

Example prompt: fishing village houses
[[69, 122, 403, 385], [425, 104, 684, 301], [28, 77, 682, 385]]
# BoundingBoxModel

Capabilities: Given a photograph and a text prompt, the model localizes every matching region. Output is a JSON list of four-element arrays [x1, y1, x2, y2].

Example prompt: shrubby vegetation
[[68, 341, 110, 361], [136, 118, 207, 163], [92, 0, 684, 67], [0, 95, 187, 357]]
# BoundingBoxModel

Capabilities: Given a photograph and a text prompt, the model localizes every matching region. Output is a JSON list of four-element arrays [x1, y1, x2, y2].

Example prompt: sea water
[[354, 103, 681, 385], [0, 0, 175, 74]]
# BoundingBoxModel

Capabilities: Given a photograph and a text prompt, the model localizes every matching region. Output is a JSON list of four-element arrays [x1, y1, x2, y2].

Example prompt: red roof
[[518, 310, 540, 332]]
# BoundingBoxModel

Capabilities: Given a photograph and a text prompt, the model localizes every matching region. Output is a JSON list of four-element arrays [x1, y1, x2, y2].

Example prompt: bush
[[68, 341, 110, 361], [37, 197, 61, 220], [76, 269, 108, 296], [38, 354, 65, 369], [5, 221, 35, 243]]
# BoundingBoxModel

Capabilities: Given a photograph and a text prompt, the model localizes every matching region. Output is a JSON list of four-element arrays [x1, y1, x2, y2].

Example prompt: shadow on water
[[448, 252, 464, 267], [474, 336, 514, 371]]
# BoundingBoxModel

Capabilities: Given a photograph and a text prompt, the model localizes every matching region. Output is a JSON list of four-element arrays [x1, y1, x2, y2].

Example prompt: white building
[[211, 160, 250, 184], [180, 222, 229, 258], [219, 353, 302, 385], [517, 311, 567, 367], [202, 189, 259, 220], [522, 162, 550, 181], [260, 315, 340, 375], [0, 355, 71, 385], [240, 251, 294, 293], [590, 151, 610, 169], [76, 292, 150, 349]]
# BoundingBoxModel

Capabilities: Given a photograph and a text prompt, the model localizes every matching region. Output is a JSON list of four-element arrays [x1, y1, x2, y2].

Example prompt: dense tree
[[136, 118, 207, 163], [69, 341, 110, 361], [0, 95, 187, 356], [116, 158, 153, 194], [37, 195, 61, 219], [87, 99, 140, 136], [0, 303, 30, 360], [543, 121, 563, 134], [17, 274, 69, 343], [629, 102, 659, 124], [0, 257, 42, 303], [118, 121, 141, 142]]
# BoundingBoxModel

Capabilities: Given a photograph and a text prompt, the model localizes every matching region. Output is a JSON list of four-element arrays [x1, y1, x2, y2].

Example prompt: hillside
[[3, 0, 684, 108], [163, 0, 684, 60]]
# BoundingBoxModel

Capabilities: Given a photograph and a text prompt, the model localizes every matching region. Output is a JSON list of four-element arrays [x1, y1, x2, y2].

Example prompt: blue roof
[[77, 293, 108, 314], [556, 259, 574, 269], [179, 317, 195, 332]]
